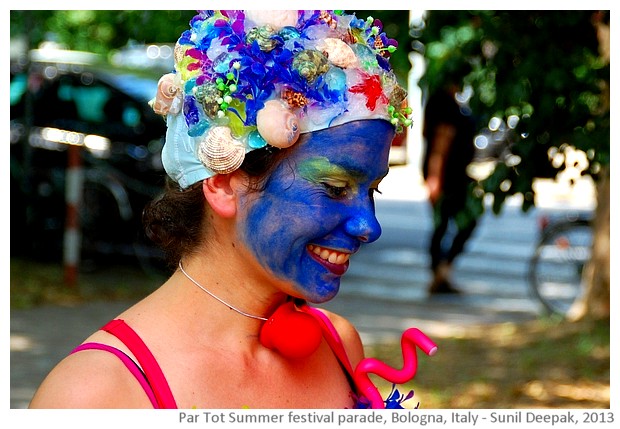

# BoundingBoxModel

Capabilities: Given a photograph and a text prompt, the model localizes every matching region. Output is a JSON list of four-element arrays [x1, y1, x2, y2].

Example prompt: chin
[[300, 282, 340, 304]]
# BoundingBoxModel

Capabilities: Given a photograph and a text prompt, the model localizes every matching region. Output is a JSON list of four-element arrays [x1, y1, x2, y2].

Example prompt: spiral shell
[[320, 38, 358, 69], [194, 83, 222, 118], [151, 73, 182, 116], [292, 50, 329, 82], [257, 100, 300, 148], [389, 85, 408, 108], [159, 74, 178, 99], [197, 126, 246, 175], [246, 25, 278, 52], [382, 73, 408, 107]]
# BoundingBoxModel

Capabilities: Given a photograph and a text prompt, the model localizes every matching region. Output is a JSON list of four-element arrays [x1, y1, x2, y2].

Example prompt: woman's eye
[[323, 183, 348, 198]]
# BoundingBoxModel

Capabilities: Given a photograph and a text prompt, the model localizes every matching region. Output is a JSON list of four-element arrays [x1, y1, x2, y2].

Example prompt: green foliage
[[416, 11, 610, 220], [9, 11, 410, 58], [11, 10, 412, 82], [11, 11, 195, 54]]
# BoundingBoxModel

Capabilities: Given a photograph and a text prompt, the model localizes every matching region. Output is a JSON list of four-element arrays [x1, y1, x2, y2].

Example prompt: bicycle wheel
[[529, 219, 592, 316]]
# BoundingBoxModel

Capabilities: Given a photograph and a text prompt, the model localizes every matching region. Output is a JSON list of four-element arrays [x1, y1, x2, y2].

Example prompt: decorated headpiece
[[151, 10, 412, 188]]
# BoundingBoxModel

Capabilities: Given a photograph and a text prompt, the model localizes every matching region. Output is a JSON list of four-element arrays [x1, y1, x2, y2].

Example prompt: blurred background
[[9, 10, 610, 409]]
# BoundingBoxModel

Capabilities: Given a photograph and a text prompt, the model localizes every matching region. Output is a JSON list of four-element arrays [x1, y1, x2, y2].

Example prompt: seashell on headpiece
[[197, 126, 246, 175], [256, 100, 300, 149], [246, 25, 279, 52], [292, 50, 330, 82], [319, 38, 359, 69], [153, 10, 412, 188], [150, 73, 182, 116]]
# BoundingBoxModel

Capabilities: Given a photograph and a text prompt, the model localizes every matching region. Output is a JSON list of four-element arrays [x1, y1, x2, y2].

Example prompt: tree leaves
[[416, 11, 609, 216]]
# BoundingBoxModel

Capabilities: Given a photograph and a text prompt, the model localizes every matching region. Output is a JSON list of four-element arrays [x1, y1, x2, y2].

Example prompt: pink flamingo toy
[[353, 327, 438, 409]]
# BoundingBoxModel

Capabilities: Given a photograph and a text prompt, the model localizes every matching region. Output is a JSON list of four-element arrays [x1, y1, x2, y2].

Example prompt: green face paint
[[297, 156, 365, 198]]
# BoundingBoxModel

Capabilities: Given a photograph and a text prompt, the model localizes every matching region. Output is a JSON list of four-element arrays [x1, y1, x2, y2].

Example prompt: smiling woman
[[29, 10, 433, 410], [240, 120, 393, 303]]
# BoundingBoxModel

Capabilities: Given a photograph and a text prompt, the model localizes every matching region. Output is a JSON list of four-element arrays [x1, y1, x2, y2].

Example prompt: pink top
[[71, 305, 357, 409], [72, 319, 177, 408]]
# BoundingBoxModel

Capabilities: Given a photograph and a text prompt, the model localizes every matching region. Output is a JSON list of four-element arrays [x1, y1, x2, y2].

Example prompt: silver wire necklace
[[178, 261, 268, 321]]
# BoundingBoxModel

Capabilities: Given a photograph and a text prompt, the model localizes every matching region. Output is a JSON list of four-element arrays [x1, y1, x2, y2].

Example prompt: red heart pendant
[[259, 302, 323, 359]]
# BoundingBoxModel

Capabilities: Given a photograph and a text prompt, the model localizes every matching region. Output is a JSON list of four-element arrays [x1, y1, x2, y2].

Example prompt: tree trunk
[[569, 166, 610, 321], [569, 16, 611, 322]]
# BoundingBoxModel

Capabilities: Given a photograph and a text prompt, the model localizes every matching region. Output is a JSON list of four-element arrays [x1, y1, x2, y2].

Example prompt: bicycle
[[528, 212, 593, 317]]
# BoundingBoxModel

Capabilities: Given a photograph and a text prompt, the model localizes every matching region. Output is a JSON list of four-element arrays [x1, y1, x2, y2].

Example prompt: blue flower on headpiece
[[153, 10, 412, 185]]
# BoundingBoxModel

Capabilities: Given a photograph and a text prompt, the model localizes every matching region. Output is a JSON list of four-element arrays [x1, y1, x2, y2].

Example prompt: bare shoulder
[[29, 347, 153, 409], [315, 308, 365, 368]]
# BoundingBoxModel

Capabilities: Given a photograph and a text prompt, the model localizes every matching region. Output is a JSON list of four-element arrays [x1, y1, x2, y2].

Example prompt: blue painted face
[[238, 120, 394, 303]]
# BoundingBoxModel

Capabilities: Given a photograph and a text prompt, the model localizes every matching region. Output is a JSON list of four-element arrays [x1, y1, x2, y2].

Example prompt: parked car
[[10, 48, 168, 272]]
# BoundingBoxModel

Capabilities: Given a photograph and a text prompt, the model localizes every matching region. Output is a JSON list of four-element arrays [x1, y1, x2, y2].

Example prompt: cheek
[[240, 194, 309, 263], [241, 198, 284, 254], [240, 190, 342, 270]]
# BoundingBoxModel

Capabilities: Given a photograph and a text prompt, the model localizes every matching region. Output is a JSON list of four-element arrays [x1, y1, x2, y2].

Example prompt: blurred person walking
[[422, 69, 477, 294]]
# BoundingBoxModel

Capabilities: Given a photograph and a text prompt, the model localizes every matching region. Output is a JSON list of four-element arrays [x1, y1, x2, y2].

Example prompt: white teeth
[[308, 245, 350, 265]]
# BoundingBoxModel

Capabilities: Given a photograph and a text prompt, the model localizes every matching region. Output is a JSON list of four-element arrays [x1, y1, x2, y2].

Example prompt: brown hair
[[142, 145, 290, 268]]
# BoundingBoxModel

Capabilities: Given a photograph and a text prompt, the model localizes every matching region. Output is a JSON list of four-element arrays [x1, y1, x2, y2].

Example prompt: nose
[[344, 202, 382, 244]]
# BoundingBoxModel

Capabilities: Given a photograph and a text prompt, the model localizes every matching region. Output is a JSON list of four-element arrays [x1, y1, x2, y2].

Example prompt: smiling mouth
[[307, 244, 351, 265]]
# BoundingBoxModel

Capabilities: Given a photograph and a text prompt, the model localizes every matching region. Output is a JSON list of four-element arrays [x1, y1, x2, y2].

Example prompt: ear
[[202, 173, 246, 218]]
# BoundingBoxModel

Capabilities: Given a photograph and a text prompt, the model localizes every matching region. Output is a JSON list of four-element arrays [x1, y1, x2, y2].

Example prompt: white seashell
[[245, 10, 298, 31], [197, 126, 246, 174], [320, 38, 358, 69], [256, 100, 300, 148]]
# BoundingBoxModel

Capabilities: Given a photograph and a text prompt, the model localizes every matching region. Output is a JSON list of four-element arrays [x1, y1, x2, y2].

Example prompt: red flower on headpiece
[[186, 48, 207, 72], [349, 73, 388, 111]]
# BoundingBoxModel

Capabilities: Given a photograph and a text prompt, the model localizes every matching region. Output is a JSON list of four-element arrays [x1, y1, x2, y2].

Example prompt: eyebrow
[[297, 157, 365, 183]]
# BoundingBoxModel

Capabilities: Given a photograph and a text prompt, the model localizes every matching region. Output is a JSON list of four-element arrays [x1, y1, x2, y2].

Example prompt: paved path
[[10, 301, 133, 409]]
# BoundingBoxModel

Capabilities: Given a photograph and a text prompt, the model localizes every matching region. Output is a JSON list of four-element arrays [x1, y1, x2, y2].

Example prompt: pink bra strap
[[102, 319, 177, 409], [299, 304, 354, 376], [71, 342, 159, 408]]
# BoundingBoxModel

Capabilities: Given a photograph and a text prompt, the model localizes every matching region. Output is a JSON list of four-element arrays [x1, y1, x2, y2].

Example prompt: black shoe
[[429, 279, 461, 295]]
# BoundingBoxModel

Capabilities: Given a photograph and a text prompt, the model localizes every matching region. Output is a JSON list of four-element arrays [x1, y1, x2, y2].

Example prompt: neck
[[179, 261, 268, 321], [175, 251, 289, 327]]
